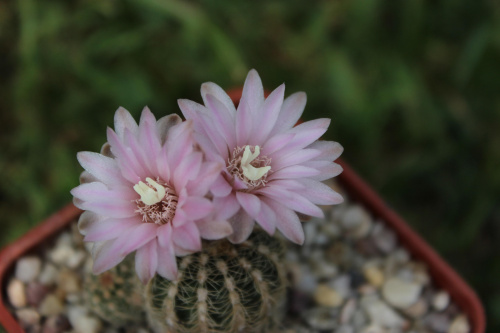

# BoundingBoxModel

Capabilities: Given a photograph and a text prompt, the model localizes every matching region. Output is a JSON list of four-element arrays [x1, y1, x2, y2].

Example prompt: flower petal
[[79, 200, 137, 218], [77, 152, 125, 187], [138, 107, 162, 174], [156, 114, 182, 145], [196, 219, 233, 240], [253, 83, 285, 144], [213, 194, 240, 220], [254, 200, 276, 235], [201, 82, 237, 117], [236, 192, 261, 219], [228, 210, 255, 243], [181, 197, 213, 221], [92, 240, 127, 274], [186, 161, 223, 197], [135, 239, 158, 284], [307, 141, 344, 161], [296, 179, 344, 205], [302, 161, 343, 181], [264, 198, 304, 245], [268, 165, 320, 180], [113, 223, 158, 257], [172, 222, 202, 253], [173, 151, 203, 192], [84, 217, 138, 242], [210, 174, 233, 197], [271, 149, 322, 171], [262, 133, 295, 156], [114, 107, 138, 140], [270, 92, 307, 135]]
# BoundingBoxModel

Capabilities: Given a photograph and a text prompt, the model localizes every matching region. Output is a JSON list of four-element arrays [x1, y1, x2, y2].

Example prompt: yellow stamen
[[241, 146, 271, 181], [133, 177, 166, 205]]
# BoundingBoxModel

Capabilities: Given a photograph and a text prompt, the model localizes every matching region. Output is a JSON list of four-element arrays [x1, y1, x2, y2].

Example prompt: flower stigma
[[134, 177, 166, 205], [240, 145, 271, 181]]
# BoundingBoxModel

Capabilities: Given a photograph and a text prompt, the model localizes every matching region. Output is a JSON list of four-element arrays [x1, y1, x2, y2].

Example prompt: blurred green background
[[1, 0, 499, 330]]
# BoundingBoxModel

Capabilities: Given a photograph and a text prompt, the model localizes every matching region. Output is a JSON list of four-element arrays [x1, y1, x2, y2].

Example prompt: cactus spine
[[145, 230, 288, 333]]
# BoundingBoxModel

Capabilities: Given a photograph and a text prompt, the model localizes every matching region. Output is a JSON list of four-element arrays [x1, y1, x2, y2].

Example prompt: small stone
[[360, 325, 387, 333], [294, 264, 318, 293], [363, 264, 385, 288], [15, 256, 42, 283], [66, 249, 87, 269], [313, 261, 338, 279], [49, 244, 75, 266], [38, 264, 59, 285], [314, 284, 344, 307], [361, 295, 407, 328], [382, 277, 422, 308], [68, 305, 103, 333], [352, 308, 368, 327], [58, 269, 80, 294], [340, 298, 357, 324], [433, 291, 450, 311], [303, 307, 339, 330], [39, 294, 64, 316], [43, 314, 71, 333], [404, 298, 429, 318], [330, 274, 352, 298], [372, 222, 397, 254], [337, 324, 355, 333], [425, 313, 451, 332], [16, 308, 40, 327], [7, 278, 27, 308], [448, 315, 470, 333], [26, 281, 50, 307], [340, 205, 373, 239]]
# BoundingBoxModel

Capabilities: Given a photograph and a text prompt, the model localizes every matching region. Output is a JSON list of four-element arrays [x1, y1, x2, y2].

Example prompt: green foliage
[[145, 231, 287, 333], [2, 0, 500, 330]]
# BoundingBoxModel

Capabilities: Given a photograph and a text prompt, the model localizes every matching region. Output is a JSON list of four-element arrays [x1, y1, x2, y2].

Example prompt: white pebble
[[448, 315, 470, 333], [7, 278, 26, 308], [15, 308, 40, 326], [15, 256, 42, 283], [433, 290, 450, 311], [382, 277, 422, 308], [314, 284, 343, 307], [38, 263, 58, 285], [361, 295, 407, 328], [68, 305, 102, 333], [67, 250, 87, 269], [39, 294, 64, 316]]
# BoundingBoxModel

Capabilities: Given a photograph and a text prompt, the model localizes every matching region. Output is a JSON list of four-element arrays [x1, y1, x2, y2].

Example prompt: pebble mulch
[[5, 192, 471, 333]]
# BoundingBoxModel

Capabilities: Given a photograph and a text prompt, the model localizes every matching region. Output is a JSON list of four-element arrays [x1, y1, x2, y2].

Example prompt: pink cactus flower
[[178, 69, 344, 245], [71, 107, 230, 283]]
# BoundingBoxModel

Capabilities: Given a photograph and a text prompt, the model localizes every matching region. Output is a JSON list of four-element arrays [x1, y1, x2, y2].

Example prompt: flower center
[[133, 177, 178, 225], [227, 145, 271, 190]]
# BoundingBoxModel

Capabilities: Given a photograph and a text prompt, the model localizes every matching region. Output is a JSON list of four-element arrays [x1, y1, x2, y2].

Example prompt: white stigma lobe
[[133, 177, 166, 205], [240, 145, 271, 181]]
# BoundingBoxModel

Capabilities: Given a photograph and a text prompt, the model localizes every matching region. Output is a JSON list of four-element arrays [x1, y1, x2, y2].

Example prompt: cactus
[[83, 255, 146, 327], [144, 230, 288, 333]]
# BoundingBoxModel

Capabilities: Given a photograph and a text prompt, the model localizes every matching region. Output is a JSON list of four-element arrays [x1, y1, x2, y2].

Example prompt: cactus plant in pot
[[0, 70, 485, 333]]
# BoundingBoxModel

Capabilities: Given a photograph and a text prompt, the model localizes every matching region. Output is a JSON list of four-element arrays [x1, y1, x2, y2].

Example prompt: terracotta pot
[[0, 91, 486, 333]]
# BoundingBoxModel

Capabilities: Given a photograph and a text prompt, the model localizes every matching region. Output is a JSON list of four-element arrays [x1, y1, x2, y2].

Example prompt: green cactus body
[[145, 230, 287, 333], [84, 255, 146, 327]]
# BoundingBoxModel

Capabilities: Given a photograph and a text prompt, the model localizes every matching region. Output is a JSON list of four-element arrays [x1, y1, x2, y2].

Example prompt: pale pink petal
[[172, 222, 202, 253], [270, 92, 307, 135], [201, 82, 237, 117], [114, 107, 138, 140], [171, 207, 188, 228], [302, 161, 343, 181], [195, 219, 233, 240], [138, 107, 162, 174], [232, 176, 249, 190], [197, 114, 230, 159], [181, 197, 213, 220], [253, 83, 285, 144], [135, 239, 158, 284], [271, 149, 322, 171], [204, 94, 237, 148], [279, 119, 331, 154], [77, 211, 105, 236], [124, 128, 154, 176], [173, 151, 202, 191], [80, 200, 137, 218], [212, 194, 240, 220], [239, 69, 264, 115], [166, 121, 195, 170], [156, 241, 178, 281], [236, 192, 261, 219], [106, 128, 144, 182], [267, 191, 324, 218], [84, 217, 138, 242], [156, 144, 171, 181], [71, 182, 137, 203], [235, 99, 254, 147], [210, 174, 233, 197], [156, 223, 173, 248], [156, 114, 182, 145], [307, 141, 343, 161], [254, 200, 276, 235], [186, 161, 224, 196], [92, 240, 126, 274], [296, 179, 344, 205], [268, 165, 321, 180], [264, 199, 304, 245], [77, 152, 125, 187], [228, 210, 255, 244], [262, 133, 295, 156], [112, 223, 158, 256]]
